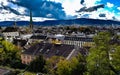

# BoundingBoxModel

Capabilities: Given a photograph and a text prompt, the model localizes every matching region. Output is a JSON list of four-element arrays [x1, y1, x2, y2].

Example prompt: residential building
[[21, 42, 77, 64], [2, 27, 19, 42], [63, 36, 93, 48]]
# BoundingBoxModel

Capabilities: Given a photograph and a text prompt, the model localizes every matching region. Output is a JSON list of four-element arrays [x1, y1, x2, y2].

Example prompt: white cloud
[[0, 0, 9, 6], [78, 8, 117, 20], [84, 0, 101, 7], [107, 2, 114, 8], [49, 0, 102, 16], [117, 7, 120, 10], [58, 0, 102, 16], [62, 0, 82, 16], [46, 0, 82, 16], [48, 0, 119, 21], [17, 7, 27, 14], [97, 9, 115, 20]]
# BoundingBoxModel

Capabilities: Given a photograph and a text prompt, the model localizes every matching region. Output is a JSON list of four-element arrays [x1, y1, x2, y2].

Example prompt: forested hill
[[0, 18, 120, 26]]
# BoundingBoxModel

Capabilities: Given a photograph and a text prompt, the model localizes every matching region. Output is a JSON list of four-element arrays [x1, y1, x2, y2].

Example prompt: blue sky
[[0, 0, 120, 20]]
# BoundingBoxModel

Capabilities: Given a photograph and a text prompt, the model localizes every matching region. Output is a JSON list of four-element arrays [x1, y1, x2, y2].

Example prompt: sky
[[0, 0, 120, 20]]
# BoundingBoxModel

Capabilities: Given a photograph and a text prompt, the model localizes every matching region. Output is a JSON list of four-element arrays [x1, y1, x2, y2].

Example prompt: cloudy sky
[[0, 0, 120, 20]]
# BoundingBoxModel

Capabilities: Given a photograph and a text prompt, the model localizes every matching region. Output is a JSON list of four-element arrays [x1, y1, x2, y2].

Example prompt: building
[[2, 27, 19, 42], [28, 35, 47, 44], [21, 42, 77, 64], [64, 36, 93, 47], [28, 34, 94, 48]]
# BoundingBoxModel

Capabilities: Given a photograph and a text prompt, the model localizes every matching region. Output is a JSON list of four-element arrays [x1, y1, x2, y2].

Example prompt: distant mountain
[[0, 18, 120, 27], [41, 18, 120, 26]]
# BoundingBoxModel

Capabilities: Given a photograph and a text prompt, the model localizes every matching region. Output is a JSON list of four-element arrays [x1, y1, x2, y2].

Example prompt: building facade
[[2, 27, 19, 42]]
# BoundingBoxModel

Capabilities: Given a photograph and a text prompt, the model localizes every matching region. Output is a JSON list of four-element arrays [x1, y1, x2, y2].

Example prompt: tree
[[56, 54, 86, 75], [56, 59, 72, 75], [86, 32, 114, 75], [70, 54, 86, 75], [0, 39, 24, 69], [28, 55, 46, 73], [87, 46, 111, 75], [46, 56, 63, 75], [111, 46, 120, 75]]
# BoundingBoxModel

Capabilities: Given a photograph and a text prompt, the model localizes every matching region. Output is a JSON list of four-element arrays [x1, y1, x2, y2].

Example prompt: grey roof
[[30, 35, 93, 42], [22, 43, 75, 58], [2, 27, 18, 32], [30, 35, 47, 40], [13, 39, 27, 47]]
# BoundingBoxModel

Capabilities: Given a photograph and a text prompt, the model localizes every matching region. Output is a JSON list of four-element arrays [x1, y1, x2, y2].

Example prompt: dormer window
[[46, 49, 50, 54], [55, 50, 59, 55], [40, 48, 43, 52]]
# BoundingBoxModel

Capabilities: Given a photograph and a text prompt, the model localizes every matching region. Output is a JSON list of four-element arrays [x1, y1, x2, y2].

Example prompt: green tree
[[86, 32, 114, 75], [46, 56, 63, 75], [56, 59, 72, 75], [70, 54, 86, 75], [28, 55, 46, 73], [111, 46, 120, 75], [56, 54, 86, 75], [0, 40, 24, 69]]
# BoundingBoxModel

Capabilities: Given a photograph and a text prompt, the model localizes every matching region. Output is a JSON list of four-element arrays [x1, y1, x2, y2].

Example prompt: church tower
[[29, 10, 33, 31]]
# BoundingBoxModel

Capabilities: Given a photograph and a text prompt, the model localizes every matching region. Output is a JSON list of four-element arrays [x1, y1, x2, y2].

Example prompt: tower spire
[[30, 10, 33, 30]]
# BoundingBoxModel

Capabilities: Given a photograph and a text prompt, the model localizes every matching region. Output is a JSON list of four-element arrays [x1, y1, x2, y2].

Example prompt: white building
[[2, 27, 19, 42]]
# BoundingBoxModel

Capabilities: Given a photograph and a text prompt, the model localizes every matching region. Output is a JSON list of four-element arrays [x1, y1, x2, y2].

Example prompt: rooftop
[[22, 42, 75, 58], [2, 27, 19, 32], [30, 35, 47, 40], [13, 39, 27, 47]]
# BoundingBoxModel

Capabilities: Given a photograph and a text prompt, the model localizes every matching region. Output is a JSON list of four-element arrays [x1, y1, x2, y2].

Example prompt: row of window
[[22, 55, 32, 60], [22, 60, 30, 65], [64, 41, 93, 47], [3, 32, 19, 36]]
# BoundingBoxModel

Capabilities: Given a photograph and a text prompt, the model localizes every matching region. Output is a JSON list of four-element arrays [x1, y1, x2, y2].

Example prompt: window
[[40, 49, 43, 52], [27, 56, 30, 59], [55, 50, 59, 55], [22, 61, 26, 64], [46, 49, 50, 54], [22, 55, 26, 59]]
